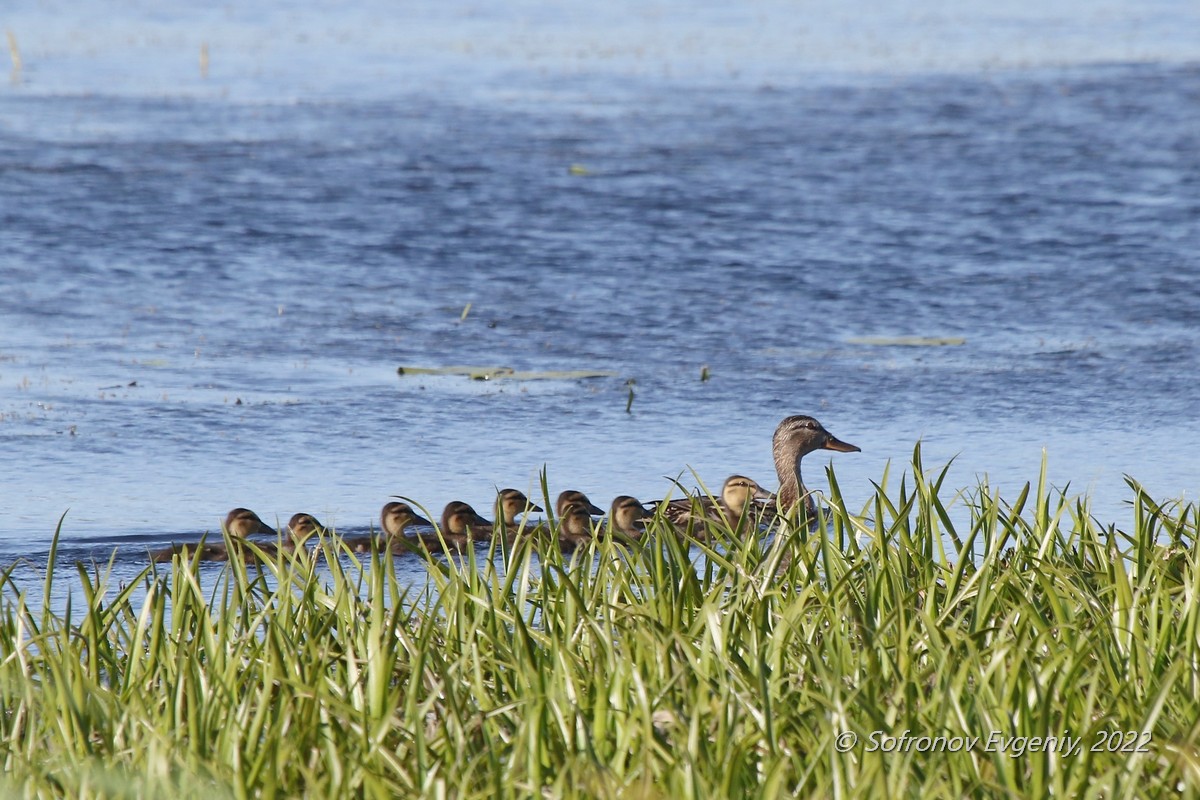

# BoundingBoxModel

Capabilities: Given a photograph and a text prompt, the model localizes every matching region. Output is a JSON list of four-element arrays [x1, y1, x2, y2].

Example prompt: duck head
[[381, 501, 433, 536], [771, 415, 860, 510], [496, 488, 543, 525], [556, 490, 604, 517], [720, 475, 773, 510], [223, 508, 276, 538], [559, 503, 596, 539], [440, 501, 491, 536], [286, 513, 325, 539], [609, 495, 653, 536]]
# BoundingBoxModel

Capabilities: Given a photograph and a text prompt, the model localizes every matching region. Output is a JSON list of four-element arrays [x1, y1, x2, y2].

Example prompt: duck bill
[[822, 434, 861, 453], [586, 502, 605, 516], [412, 515, 434, 528], [752, 485, 774, 500], [529, 504, 544, 514]]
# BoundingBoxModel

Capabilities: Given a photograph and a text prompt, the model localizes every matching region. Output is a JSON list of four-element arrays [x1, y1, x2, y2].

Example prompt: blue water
[[2, 2, 1199, 594]]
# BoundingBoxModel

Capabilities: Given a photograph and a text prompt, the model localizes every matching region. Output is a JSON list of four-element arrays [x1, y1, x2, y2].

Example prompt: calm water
[[2, 1, 1198, 595]]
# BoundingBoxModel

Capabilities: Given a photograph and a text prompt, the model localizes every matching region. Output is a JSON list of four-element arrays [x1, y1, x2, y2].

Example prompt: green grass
[[2, 447, 1199, 798]]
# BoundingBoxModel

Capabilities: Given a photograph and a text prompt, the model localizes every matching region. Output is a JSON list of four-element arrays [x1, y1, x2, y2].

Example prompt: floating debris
[[847, 336, 966, 347], [397, 365, 619, 381]]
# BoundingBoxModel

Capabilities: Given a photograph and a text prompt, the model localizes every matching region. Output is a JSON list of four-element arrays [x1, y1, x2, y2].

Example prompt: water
[[2, 1, 1199, 597]]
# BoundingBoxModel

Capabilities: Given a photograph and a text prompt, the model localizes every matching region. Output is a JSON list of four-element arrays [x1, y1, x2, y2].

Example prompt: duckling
[[287, 512, 326, 541], [494, 488, 543, 533], [224, 507, 277, 538], [771, 415, 860, 519], [555, 490, 604, 517], [557, 502, 598, 548], [608, 495, 653, 538], [340, 501, 434, 553], [149, 507, 278, 563], [399, 501, 492, 552], [661, 475, 775, 530], [381, 501, 433, 537]]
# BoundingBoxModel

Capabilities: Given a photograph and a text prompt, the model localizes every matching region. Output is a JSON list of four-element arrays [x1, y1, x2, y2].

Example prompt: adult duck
[[771, 415, 860, 519]]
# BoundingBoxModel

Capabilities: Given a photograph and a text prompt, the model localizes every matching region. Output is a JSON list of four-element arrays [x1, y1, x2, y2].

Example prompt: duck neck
[[775, 449, 815, 517]]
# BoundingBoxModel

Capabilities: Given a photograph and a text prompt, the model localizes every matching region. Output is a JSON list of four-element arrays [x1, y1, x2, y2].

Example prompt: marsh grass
[[2, 448, 1199, 798]]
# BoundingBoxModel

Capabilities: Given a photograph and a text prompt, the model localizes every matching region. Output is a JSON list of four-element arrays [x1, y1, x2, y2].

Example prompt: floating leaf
[[397, 365, 512, 377]]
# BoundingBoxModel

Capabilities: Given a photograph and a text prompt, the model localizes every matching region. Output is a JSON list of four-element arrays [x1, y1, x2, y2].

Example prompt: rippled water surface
[[2, 1, 1198, 591]]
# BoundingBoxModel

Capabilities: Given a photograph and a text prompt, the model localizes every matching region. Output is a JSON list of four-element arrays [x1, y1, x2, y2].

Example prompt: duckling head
[[556, 490, 604, 517], [224, 508, 276, 539], [381, 501, 433, 537], [496, 488, 543, 525], [610, 495, 653, 536], [559, 503, 596, 539], [286, 513, 325, 539], [441, 501, 491, 536], [720, 475, 773, 510]]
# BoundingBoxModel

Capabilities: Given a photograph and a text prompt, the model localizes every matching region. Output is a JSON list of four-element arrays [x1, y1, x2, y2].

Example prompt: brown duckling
[[150, 507, 279, 563], [771, 415, 860, 518], [661, 475, 775, 529], [224, 507, 277, 538], [400, 501, 492, 552], [287, 512, 326, 541], [557, 502, 598, 548], [508, 489, 600, 542], [555, 490, 604, 517], [435, 488, 544, 542], [494, 488, 543, 533], [341, 501, 434, 553], [381, 501, 434, 537], [608, 495, 653, 538]]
